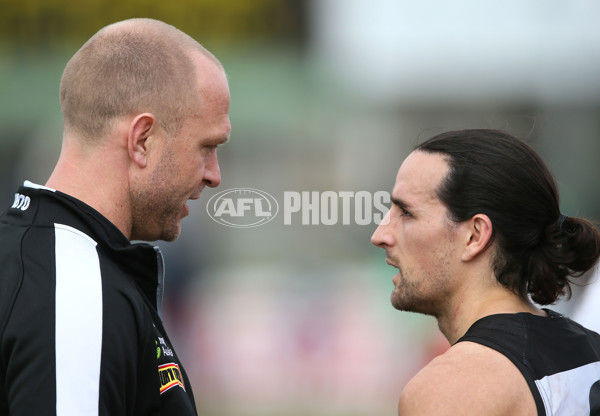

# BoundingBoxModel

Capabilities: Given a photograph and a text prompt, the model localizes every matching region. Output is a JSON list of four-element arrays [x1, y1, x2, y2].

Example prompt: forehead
[[187, 53, 231, 142], [393, 151, 450, 206], [191, 52, 230, 111]]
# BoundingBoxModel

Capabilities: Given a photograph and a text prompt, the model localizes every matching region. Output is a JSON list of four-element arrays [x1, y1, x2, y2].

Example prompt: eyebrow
[[391, 196, 412, 211], [207, 134, 230, 146]]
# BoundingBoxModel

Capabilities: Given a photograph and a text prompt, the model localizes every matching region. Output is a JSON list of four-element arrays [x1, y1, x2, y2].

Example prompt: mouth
[[385, 258, 401, 284], [184, 191, 202, 214], [385, 258, 399, 269], [190, 185, 206, 201]]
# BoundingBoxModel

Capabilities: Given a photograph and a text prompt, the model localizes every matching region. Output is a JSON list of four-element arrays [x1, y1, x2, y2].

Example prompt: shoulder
[[397, 341, 536, 416]]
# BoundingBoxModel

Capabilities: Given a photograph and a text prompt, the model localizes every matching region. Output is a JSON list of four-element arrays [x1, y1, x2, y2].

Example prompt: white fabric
[[55, 223, 103, 416], [535, 361, 600, 415], [571, 263, 600, 334], [23, 180, 56, 192]]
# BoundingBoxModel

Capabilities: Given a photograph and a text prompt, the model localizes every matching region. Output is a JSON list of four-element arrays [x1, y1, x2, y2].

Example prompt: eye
[[391, 198, 412, 218], [200, 145, 218, 155], [398, 206, 411, 217]]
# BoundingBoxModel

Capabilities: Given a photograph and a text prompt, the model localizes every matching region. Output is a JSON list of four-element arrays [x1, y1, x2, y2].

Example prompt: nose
[[204, 150, 221, 188], [371, 210, 394, 248]]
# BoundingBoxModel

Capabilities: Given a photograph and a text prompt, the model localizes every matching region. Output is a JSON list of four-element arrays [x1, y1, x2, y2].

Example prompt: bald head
[[60, 18, 221, 142]]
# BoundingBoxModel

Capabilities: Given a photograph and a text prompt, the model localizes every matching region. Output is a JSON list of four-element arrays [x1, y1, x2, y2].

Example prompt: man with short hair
[[371, 129, 600, 415], [0, 18, 230, 415]]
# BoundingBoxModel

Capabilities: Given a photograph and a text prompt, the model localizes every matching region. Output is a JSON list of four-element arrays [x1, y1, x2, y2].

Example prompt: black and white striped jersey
[[0, 182, 197, 415], [457, 309, 600, 415]]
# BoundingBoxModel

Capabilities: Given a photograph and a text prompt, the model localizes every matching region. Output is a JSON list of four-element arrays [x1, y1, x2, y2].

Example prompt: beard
[[130, 190, 183, 242], [389, 264, 452, 319], [129, 154, 186, 242], [391, 274, 436, 316]]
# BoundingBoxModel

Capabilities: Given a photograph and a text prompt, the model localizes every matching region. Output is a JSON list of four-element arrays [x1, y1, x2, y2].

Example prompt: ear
[[127, 113, 157, 168], [461, 213, 493, 262]]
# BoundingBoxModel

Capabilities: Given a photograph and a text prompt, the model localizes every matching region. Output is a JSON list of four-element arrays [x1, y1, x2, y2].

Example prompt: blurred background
[[1, 1, 599, 415]]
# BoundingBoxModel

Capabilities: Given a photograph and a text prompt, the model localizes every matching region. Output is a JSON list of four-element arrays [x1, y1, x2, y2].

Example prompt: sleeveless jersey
[[457, 310, 600, 415]]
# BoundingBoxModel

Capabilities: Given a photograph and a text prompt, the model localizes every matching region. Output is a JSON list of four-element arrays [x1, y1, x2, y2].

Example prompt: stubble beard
[[130, 158, 184, 242], [391, 274, 428, 315], [130, 189, 182, 242], [390, 269, 448, 319]]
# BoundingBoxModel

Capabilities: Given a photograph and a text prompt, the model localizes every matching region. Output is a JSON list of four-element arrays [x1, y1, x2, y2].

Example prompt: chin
[[160, 223, 182, 242], [391, 291, 425, 315], [159, 230, 180, 242]]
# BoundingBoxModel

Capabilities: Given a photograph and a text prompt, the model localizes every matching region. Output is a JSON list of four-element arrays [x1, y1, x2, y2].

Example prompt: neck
[[437, 279, 545, 345], [46, 135, 133, 239]]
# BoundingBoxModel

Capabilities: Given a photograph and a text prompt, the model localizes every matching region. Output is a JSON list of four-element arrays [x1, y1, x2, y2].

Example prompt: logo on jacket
[[156, 337, 174, 359], [159, 363, 185, 394], [11, 193, 31, 211]]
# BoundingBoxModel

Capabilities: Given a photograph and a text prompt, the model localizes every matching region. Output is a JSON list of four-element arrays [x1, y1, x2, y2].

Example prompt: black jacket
[[0, 182, 197, 415]]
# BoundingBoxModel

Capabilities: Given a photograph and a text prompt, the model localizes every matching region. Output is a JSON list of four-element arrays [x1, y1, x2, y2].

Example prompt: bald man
[[0, 18, 230, 415]]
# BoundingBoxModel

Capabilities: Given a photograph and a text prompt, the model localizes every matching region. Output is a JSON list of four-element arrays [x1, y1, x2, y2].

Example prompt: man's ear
[[128, 113, 157, 168], [461, 213, 493, 261]]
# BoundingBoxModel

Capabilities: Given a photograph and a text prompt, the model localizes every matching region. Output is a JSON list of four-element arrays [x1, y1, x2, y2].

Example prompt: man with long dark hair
[[372, 129, 600, 415]]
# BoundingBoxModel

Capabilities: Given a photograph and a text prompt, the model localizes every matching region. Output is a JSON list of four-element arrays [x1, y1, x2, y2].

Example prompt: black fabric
[[590, 380, 600, 416], [457, 309, 600, 415], [0, 184, 197, 415]]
